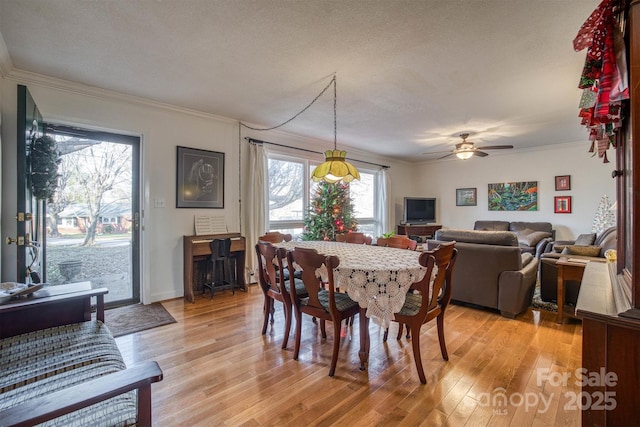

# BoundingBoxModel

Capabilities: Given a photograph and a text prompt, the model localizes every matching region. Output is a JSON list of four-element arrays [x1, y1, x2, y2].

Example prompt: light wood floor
[[115, 285, 582, 426]]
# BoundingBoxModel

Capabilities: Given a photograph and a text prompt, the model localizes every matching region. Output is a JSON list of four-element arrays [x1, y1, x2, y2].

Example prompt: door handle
[[15, 212, 33, 222], [6, 236, 25, 246]]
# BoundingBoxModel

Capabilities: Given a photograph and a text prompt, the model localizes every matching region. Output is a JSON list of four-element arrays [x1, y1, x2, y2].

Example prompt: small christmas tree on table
[[592, 194, 616, 234], [303, 181, 358, 241]]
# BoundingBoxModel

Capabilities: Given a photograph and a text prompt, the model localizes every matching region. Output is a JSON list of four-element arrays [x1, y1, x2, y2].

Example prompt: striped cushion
[[397, 293, 423, 316], [284, 278, 309, 298], [301, 289, 358, 313], [0, 321, 137, 427]]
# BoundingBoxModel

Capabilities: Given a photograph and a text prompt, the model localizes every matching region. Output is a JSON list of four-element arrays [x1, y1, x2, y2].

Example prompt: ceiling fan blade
[[437, 153, 455, 160], [475, 145, 513, 150], [422, 149, 455, 155], [474, 151, 489, 157]]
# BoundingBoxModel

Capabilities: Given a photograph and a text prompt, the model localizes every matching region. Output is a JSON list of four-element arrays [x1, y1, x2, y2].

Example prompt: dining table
[[273, 240, 429, 370]]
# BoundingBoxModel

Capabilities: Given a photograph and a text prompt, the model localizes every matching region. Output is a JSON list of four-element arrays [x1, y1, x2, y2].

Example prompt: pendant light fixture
[[310, 76, 360, 183]]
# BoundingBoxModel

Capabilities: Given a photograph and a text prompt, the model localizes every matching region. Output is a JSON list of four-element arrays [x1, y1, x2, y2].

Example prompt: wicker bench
[[0, 286, 163, 427]]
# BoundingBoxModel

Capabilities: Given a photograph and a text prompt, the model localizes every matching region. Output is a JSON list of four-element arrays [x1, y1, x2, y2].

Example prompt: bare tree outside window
[[53, 139, 132, 245]]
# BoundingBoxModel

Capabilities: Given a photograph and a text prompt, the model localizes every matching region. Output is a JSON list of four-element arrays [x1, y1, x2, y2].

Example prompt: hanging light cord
[[240, 75, 336, 132], [333, 74, 337, 150]]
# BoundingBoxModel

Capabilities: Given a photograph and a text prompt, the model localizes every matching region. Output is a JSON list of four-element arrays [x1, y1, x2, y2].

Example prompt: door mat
[[532, 284, 558, 313], [104, 303, 177, 337]]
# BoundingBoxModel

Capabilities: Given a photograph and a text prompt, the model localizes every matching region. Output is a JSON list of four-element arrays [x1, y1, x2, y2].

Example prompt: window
[[267, 152, 383, 239]]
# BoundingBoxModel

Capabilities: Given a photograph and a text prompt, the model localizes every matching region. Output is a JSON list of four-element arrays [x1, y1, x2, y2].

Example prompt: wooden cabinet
[[396, 224, 442, 238], [576, 262, 640, 427], [575, 3, 640, 425]]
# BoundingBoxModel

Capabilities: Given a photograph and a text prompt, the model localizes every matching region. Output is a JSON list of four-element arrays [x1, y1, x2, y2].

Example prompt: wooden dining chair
[[255, 242, 307, 349], [287, 247, 361, 377], [385, 241, 457, 384], [258, 231, 293, 243], [377, 235, 417, 250], [336, 232, 372, 245]]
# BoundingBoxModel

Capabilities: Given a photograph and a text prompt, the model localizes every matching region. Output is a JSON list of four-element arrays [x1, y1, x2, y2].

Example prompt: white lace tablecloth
[[275, 241, 427, 327]]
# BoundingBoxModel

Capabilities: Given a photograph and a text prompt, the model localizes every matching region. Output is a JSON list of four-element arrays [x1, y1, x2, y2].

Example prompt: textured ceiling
[[0, 0, 599, 161]]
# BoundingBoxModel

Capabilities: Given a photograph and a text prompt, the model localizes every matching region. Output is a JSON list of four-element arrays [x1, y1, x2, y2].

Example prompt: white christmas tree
[[592, 194, 616, 234]]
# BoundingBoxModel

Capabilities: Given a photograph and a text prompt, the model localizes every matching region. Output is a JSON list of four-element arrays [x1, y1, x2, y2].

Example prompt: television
[[403, 197, 436, 224]]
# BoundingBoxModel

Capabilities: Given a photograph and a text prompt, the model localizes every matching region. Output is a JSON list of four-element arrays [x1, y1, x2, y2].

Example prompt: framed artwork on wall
[[555, 175, 571, 191], [456, 188, 477, 206], [488, 181, 538, 211], [554, 196, 572, 213], [176, 146, 225, 208]]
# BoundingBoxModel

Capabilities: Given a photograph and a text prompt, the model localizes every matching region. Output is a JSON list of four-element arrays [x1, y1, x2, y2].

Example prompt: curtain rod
[[245, 137, 390, 169]]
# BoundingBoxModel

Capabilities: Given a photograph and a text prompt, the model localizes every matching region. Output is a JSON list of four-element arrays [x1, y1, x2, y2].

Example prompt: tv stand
[[397, 224, 442, 238]]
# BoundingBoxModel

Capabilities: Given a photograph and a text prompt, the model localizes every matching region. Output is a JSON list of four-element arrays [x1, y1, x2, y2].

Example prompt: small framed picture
[[176, 146, 225, 208], [456, 187, 477, 206], [554, 196, 572, 213], [555, 175, 571, 191]]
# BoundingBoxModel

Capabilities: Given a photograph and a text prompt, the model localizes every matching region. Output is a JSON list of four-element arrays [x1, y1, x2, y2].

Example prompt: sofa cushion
[[561, 245, 602, 257], [516, 229, 552, 247], [509, 221, 553, 234], [435, 229, 518, 246], [574, 233, 597, 245], [473, 220, 510, 231]]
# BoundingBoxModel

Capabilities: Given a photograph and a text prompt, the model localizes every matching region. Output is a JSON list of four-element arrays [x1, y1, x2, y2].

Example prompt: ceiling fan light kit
[[455, 151, 474, 160], [427, 132, 514, 160]]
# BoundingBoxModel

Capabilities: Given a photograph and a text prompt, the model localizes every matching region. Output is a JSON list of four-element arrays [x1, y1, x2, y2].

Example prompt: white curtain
[[376, 168, 393, 237], [246, 143, 268, 279]]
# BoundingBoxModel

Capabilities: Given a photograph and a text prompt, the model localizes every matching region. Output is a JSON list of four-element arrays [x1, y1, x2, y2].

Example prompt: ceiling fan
[[424, 133, 513, 160]]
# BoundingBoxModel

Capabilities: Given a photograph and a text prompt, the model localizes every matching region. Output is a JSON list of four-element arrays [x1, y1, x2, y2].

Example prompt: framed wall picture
[[555, 175, 571, 191], [554, 196, 572, 213], [488, 181, 538, 211], [456, 187, 477, 206], [176, 146, 224, 208]]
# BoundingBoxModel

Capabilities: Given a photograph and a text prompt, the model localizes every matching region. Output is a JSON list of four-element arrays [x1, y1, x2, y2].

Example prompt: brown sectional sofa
[[474, 220, 555, 258], [427, 228, 538, 318], [539, 226, 617, 304]]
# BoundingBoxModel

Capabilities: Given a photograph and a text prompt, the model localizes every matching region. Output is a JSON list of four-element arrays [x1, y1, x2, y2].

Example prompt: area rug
[[532, 284, 557, 312], [104, 303, 177, 337]]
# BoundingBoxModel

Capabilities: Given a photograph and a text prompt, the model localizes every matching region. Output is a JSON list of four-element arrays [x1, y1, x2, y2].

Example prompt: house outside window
[[267, 152, 381, 239]]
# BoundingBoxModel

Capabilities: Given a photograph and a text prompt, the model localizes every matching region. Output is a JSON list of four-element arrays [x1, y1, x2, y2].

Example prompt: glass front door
[[43, 125, 140, 306]]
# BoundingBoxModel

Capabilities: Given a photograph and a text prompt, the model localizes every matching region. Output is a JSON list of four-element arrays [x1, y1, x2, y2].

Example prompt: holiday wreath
[[30, 135, 61, 202]]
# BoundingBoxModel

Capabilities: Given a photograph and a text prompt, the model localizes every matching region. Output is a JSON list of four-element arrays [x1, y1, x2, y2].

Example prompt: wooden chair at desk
[[202, 238, 235, 299]]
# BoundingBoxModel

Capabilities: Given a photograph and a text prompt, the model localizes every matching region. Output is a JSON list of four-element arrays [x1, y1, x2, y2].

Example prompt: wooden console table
[[397, 224, 442, 238], [183, 233, 246, 303], [556, 257, 589, 324], [0, 283, 108, 338]]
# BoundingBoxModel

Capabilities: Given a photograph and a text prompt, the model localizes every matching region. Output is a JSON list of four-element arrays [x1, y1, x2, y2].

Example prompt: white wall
[[1, 75, 241, 303], [405, 144, 616, 240], [0, 72, 616, 303]]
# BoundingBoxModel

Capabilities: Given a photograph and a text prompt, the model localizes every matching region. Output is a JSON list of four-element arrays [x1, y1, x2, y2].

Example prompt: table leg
[[556, 264, 565, 324], [358, 307, 370, 370]]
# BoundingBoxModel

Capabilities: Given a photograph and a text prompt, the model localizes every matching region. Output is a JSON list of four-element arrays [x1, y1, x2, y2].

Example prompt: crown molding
[[3, 66, 238, 125]]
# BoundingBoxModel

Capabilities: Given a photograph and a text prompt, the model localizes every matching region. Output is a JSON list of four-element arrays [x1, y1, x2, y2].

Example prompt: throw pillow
[[574, 233, 597, 246], [517, 230, 552, 247], [561, 245, 602, 257]]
